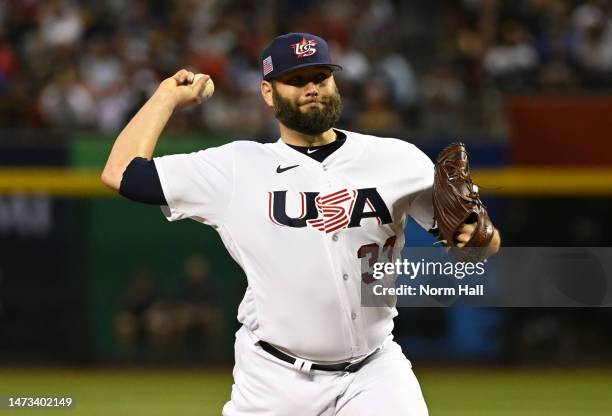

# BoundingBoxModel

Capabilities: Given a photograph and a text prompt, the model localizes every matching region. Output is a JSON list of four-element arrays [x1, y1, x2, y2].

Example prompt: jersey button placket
[[320, 163, 333, 187], [342, 273, 349, 281]]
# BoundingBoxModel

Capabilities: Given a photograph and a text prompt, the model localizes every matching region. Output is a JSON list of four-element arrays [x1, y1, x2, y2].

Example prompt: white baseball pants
[[222, 326, 429, 416]]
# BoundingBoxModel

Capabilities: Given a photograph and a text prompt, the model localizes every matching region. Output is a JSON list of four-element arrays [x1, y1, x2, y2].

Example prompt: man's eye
[[314, 74, 329, 84], [286, 73, 329, 85]]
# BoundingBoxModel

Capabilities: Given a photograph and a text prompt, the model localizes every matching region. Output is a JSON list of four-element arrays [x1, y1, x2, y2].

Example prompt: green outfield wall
[[74, 134, 244, 361]]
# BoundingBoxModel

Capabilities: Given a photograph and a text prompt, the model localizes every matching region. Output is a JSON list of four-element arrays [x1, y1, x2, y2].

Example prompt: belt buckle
[[343, 347, 380, 372], [343, 361, 360, 373]]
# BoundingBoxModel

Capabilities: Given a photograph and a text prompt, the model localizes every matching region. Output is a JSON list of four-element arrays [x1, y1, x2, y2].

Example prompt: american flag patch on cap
[[262, 56, 273, 76]]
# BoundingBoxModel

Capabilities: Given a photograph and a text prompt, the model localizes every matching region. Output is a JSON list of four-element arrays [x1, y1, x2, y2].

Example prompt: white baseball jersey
[[154, 129, 435, 362]]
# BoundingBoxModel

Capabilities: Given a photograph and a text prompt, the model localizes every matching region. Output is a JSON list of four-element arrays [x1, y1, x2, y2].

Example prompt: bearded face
[[271, 79, 342, 135]]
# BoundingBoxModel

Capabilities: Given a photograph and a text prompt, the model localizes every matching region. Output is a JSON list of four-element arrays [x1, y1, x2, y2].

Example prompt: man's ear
[[261, 81, 274, 108]]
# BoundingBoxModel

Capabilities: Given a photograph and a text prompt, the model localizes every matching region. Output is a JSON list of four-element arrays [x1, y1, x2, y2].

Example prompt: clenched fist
[[157, 69, 212, 108]]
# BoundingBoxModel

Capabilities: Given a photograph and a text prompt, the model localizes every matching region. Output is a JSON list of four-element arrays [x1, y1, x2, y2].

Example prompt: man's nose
[[304, 82, 319, 97]]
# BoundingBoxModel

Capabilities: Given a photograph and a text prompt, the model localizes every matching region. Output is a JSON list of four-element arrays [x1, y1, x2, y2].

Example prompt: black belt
[[258, 341, 376, 373]]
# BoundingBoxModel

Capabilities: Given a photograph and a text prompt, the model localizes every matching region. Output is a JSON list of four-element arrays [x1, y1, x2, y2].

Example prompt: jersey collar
[[277, 129, 356, 166]]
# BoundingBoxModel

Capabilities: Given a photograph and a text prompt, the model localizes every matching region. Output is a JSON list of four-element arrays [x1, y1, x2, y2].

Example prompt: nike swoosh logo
[[307, 148, 319, 154], [276, 164, 299, 173]]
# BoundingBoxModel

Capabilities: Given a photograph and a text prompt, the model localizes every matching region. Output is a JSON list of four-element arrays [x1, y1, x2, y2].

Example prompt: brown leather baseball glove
[[432, 142, 494, 258]]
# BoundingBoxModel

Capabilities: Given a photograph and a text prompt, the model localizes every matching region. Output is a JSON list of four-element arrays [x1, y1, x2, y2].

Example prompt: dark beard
[[272, 85, 342, 135]]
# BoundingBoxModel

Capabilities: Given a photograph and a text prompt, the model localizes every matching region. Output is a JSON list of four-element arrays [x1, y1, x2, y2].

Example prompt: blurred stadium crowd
[[114, 255, 224, 362], [1, 0, 612, 137]]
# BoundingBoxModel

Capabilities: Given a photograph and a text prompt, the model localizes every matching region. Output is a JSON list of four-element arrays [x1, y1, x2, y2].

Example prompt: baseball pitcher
[[102, 32, 501, 415]]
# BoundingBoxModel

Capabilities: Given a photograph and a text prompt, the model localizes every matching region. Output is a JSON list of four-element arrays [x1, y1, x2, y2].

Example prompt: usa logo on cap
[[260, 32, 342, 81], [291, 37, 317, 58]]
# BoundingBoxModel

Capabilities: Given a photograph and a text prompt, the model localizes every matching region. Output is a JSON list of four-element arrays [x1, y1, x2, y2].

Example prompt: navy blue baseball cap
[[261, 33, 342, 81]]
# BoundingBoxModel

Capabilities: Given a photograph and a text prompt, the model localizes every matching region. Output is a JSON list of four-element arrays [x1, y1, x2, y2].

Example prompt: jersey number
[[357, 236, 397, 284]]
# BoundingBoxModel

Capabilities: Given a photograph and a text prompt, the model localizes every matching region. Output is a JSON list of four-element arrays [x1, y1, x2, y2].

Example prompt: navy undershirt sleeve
[[119, 157, 167, 205]]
